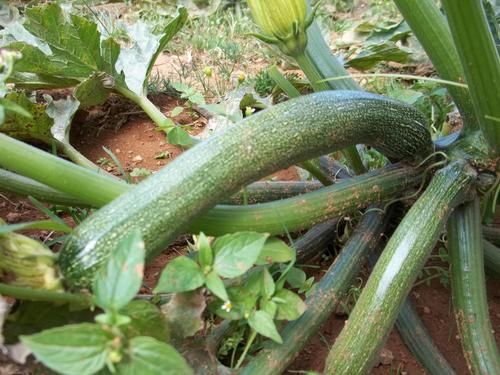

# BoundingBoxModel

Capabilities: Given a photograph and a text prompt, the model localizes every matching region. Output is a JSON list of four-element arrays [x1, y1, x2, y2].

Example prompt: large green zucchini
[[58, 90, 432, 288]]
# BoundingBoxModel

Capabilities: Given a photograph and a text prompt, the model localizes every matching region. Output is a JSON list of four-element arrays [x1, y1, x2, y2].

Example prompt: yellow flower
[[247, 0, 315, 57], [247, 0, 307, 39]]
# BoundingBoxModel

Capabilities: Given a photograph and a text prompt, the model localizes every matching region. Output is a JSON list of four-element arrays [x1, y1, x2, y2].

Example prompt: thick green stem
[[448, 198, 500, 374], [441, 0, 500, 154], [482, 225, 500, 246], [189, 164, 422, 236], [0, 167, 326, 207], [241, 209, 390, 375], [395, 299, 456, 375], [484, 240, 500, 278], [0, 134, 128, 207], [294, 52, 331, 92], [0, 282, 92, 306], [393, 0, 478, 131], [0, 169, 88, 207], [305, 5, 360, 92], [324, 161, 476, 374], [115, 86, 172, 129]]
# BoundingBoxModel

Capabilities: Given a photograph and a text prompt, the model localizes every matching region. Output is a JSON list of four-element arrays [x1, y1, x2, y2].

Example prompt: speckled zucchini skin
[[59, 90, 432, 288]]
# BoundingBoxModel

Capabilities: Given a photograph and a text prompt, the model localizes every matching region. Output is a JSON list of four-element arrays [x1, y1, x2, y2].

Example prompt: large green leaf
[[3, 4, 187, 98], [117, 337, 193, 375], [93, 230, 145, 312], [346, 42, 411, 70], [21, 323, 110, 375]]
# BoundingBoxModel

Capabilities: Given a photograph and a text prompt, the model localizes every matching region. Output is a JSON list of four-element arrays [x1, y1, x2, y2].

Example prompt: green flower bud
[[0, 223, 62, 291], [247, 0, 315, 57]]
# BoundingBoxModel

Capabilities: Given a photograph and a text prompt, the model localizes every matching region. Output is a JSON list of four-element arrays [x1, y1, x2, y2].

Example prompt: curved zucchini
[[58, 90, 432, 288]]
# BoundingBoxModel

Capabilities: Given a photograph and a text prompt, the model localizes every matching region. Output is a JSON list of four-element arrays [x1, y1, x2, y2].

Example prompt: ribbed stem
[[295, 52, 331, 92], [395, 299, 456, 375], [441, 0, 500, 154], [393, 0, 477, 131], [448, 198, 500, 374], [0, 134, 128, 207], [241, 209, 389, 375], [482, 225, 500, 246], [0, 282, 92, 306], [484, 240, 500, 278], [189, 164, 422, 236], [324, 161, 476, 374]]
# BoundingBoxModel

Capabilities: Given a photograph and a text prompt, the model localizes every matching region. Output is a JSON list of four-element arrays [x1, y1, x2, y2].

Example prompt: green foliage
[[20, 231, 190, 375]]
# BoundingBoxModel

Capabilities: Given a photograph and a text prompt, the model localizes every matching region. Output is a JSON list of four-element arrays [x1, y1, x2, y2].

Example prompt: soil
[[2, 94, 499, 374]]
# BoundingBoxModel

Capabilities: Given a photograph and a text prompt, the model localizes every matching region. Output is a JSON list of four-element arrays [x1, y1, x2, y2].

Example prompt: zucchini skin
[[59, 90, 432, 288]]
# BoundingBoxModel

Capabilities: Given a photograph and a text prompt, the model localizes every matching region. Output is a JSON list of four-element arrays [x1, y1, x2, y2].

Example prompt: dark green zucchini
[[58, 90, 432, 288]]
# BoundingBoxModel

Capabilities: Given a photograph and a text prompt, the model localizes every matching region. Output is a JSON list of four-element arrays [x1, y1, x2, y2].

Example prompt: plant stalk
[[448, 198, 500, 374], [484, 240, 500, 279], [324, 161, 476, 374], [115, 86, 172, 129], [441, 0, 500, 154], [393, 0, 478, 131], [0, 282, 92, 306]]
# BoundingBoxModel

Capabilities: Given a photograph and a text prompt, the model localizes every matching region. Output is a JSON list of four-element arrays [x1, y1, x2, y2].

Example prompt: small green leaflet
[[255, 237, 294, 265], [120, 301, 170, 342], [205, 270, 229, 301], [213, 232, 269, 278], [21, 323, 111, 375], [273, 289, 306, 321], [116, 336, 193, 375], [154, 256, 204, 293], [93, 230, 145, 312], [248, 310, 282, 344]]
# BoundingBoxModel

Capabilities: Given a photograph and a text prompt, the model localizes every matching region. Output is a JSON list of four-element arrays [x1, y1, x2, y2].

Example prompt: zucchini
[[324, 161, 476, 374], [58, 90, 432, 288]]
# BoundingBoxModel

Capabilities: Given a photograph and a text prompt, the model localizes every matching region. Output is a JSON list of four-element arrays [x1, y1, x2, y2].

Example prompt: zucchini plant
[[0, 1, 499, 374]]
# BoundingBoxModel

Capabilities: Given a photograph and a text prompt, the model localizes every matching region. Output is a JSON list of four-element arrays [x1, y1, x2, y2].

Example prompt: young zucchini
[[59, 90, 432, 288]]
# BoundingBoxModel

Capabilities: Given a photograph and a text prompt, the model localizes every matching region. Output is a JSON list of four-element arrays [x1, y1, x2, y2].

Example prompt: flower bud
[[0, 223, 62, 291], [247, 0, 314, 57]]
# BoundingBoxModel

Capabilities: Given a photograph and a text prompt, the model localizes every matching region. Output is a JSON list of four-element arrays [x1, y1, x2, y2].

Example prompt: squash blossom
[[0, 220, 62, 291], [247, 0, 315, 57]]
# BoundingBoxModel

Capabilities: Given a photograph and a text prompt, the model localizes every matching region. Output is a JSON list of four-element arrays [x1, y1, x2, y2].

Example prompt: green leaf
[[197, 232, 213, 268], [4, 3, 186, 97], [93, 230, 145, 312], [167, 127, 194, 147], [205, 271, 228, 301], [256, 237, 294, 265], [120, 301, 169, 342], [209, 285, 258, 320], [286, 267, 307, 289], [213, 232, 269, 278], [3, 301, 94, 345], [117, 337, 193, 375], [162, 290, 206, 339], [21, 323, 110, 375], [274, 289, 306, 321], [260, 299, 278, 318], [247, 311, 282, 344], [154, 256, 204, 293], [262, 268, 276, 300], [346, 42, 411, 70], [0, 91, 53, 144], [74, 73, 111, 107]]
